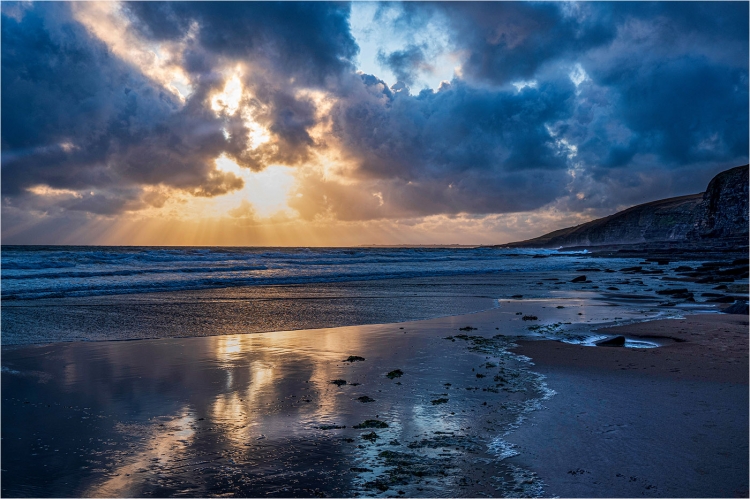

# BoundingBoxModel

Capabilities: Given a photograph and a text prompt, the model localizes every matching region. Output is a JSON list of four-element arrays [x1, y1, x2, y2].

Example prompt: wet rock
[[522, 315, 538, 321], [319, 424, 346, 430], [571, 275, 587, 282], [458, 326, 477, 331], [357, 396, 375, 403], [386, 369, 404, 379], [723, 301, 749, 314], [707, 295, 747, 303], [350, 467, 373, 473], [330, 379, 347, 386], [595, 335, 626, 347], [361, 431, 379, 442], [343, 355, 366, 362], [656, 288, 689, 295], [354, 420, 389, 429], [430, 398, 449, 405]]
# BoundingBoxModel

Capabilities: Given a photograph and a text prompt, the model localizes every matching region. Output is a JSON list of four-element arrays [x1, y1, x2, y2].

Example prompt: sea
[[0, 245, 617, 345]]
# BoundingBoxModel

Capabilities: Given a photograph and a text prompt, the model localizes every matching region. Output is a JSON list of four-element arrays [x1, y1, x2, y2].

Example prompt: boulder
[[722, 301, 749, 315], [595, 335, 626, 347]]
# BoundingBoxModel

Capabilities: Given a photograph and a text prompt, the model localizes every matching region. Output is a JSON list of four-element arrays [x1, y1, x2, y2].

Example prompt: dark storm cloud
[[122, 2, 358, 170], [289, 74, 577, 220], [124, 2, 358, 84], [1, 1, 357, 215], [377, 45, 430, 86], [307, 1, 747, 219], [1, 2, 242, 212]]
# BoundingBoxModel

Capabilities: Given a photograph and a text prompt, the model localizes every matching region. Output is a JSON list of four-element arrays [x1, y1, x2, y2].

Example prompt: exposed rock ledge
[[502, 165, 748, 249]]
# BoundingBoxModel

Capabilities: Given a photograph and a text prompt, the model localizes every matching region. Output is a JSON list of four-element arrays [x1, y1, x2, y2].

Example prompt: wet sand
[[2, 300, 747, 497], [508, 313, 749, 497], [0, 297, 659, 498]]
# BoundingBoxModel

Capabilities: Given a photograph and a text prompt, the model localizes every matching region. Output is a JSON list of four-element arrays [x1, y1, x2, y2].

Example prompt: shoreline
[[3, 296, 747, 497]]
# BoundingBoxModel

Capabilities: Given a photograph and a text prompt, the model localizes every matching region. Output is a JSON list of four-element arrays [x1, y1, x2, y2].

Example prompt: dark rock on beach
[[722, 301, 750, 314], [594, 335, 626, 347]]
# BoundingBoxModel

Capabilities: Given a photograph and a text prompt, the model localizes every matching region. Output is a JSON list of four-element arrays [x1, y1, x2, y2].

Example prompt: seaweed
[[361, 431, 379, 442], [353, 419, 389, 429]]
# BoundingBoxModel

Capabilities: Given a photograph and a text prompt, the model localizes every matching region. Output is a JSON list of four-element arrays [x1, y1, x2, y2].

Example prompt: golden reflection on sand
[[86, 409, 196, 497]]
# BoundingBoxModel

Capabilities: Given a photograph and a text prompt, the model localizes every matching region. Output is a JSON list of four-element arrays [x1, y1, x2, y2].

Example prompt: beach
[[2, 247, 748, 497], [3, 302, 748, 497]]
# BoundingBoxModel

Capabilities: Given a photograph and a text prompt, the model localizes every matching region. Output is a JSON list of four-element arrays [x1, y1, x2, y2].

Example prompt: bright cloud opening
[[214, 155, 295, 217]]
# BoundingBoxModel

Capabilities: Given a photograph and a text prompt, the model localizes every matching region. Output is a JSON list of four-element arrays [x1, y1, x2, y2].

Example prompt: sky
[[2, 1, 748, 246]]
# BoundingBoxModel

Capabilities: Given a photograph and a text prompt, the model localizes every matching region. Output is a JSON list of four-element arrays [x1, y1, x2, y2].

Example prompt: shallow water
[[2, 315, 555, 497]]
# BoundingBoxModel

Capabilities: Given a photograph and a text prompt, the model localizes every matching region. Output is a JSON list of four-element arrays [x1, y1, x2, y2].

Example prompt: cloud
[[1, 2, 243, 216], [1, 1, 747, 244]]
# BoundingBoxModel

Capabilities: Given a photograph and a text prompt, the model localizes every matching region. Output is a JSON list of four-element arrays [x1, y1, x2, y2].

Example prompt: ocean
[[1, 245, 582, 300], [1, 245, 690, 346]]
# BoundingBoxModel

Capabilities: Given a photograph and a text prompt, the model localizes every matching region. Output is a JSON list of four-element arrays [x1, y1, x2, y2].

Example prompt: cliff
[[503, 165, 748, 249]]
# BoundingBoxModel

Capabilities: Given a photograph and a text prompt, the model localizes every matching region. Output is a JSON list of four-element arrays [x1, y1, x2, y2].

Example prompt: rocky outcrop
[[503, 165, 748, 249], [690, 165, 749, 239]]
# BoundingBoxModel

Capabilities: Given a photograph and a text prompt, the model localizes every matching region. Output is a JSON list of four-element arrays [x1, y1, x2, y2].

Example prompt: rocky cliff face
[[690, 165, 749, 239], [503, 165, 748, 248]]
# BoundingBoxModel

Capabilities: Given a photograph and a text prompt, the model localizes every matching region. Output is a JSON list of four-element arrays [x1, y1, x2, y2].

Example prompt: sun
[[214, 155, 296, 218]]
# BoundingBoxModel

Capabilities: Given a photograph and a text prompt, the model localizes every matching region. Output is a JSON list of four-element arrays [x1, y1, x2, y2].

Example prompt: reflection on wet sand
[[2, 297, 680, 497]]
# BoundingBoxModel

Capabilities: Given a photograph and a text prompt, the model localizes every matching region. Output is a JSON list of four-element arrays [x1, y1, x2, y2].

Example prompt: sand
[[508, 313, 749, 497], [2, 302, 747, 497]]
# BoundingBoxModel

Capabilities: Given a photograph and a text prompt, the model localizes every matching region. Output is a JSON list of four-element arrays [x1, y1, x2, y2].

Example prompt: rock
[[353, 420, 388, 429], [386, 369, 403, 379], [361, 431, 379, 442], [722, 301, 749, 314], [343, 356, 365, 362], [595, 335, 626, 347], [621, 266, 642, 272], [499, 165, 748, 248], [571, 275, 587, 283], [330, 379, 347, 386], [656, 288, 689, 295]]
